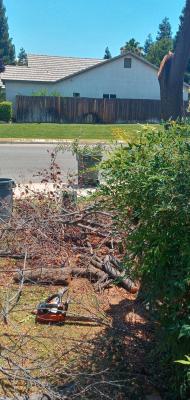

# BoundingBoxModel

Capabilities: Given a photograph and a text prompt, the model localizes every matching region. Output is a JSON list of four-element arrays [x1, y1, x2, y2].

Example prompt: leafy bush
[[0, 86, 5, 102], [0, 101, 12, 122], [71, 139, 103, 158], [31, 89, 61, 97], [101, 125, 190, 399]]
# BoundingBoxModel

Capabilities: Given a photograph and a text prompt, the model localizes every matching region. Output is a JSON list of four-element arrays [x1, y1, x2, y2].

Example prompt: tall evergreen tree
[[146, 37, 173, 66], [156, 17, 172, 41], [145, 18, 173, 66], [18, 47, 28, 66], [120, 38, 143, 56], [0, 57, 5, 72], [103, 46, 112, 59], [158, 0, 190, 120], [0, 0, 15, 65], [144, 34, 153, 55], [174, 8, 185, 47], [174, 5, 190, 83]]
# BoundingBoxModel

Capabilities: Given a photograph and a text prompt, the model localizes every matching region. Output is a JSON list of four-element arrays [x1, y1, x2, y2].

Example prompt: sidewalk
[[14, 183, 96, 199]]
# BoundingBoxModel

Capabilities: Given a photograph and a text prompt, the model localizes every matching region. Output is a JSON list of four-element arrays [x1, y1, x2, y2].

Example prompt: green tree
[[17, 47, 28, 66], [120, 38, 143, 56], [0, 56, 5, 72], [0, 0, 15, 65], [103, 46, 112, 59], [145, 17, 173, 67], [144, 34, 153, 55], [146, 37, 173, 66], [101, 124, 190, 398], [156, 17, 172, 41], [0, 57, 5, 102], [158, 0, 190, 120], [174, 6, 190, 84]]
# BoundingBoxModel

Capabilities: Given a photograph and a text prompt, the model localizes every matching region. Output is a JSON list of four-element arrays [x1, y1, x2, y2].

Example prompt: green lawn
[[0, 123, 160, 141]]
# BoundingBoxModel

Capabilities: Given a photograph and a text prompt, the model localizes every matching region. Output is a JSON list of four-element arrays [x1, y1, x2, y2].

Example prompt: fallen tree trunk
[[14, 267, 72, 285], [103, 256, 138, 294], [90, 255, 138, 293], [13, 265, 109, 289], [71, 266, 109, 284], [13, 256, 138, 294]]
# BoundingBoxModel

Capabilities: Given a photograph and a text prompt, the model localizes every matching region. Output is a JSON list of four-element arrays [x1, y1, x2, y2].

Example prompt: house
[[1, 52, 189, 109]]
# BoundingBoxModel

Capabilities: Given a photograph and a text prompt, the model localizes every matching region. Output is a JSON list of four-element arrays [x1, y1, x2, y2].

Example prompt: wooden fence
[[16, 95, 163, 123]]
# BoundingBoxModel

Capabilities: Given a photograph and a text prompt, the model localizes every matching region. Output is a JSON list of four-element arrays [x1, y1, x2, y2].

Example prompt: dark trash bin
[[0, 178, 15, 222]]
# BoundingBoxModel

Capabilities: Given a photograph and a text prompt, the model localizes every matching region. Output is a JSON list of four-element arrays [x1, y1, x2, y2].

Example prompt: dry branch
[[2, 252, 27, 324], [0, 251, 32, 259]]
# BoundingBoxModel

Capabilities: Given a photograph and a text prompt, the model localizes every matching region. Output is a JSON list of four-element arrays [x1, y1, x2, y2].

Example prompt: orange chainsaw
[[32, 288, 104, 325]]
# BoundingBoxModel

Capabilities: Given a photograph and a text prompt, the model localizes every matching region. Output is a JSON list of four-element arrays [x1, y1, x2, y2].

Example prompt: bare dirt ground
[[0, 190, 162, 399], [0, 271, 162, 399]]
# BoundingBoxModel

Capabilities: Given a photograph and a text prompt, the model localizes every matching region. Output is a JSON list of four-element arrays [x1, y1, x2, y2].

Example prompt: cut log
[[103, 256, 138, 294], [13, 267, 72, 285], [71, 266, 108, 283], [90, 257, 103, 270], [109, 255, 123, 271], [13, 265, 108, 290]]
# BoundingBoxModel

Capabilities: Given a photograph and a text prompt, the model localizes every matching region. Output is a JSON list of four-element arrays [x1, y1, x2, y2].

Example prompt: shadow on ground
[[59, 293, 162, 400]]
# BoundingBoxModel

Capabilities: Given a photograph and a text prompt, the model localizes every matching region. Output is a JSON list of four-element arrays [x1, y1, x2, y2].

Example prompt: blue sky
[[4, 0, 185, 58]]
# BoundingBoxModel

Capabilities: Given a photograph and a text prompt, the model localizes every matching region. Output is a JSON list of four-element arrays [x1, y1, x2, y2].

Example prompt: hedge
[[101, 124, 190, 399], [0, 101, 12, 122]]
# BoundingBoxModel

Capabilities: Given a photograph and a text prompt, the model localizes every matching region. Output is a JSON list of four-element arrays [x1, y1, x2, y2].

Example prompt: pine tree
[[145, 18, 173, 67], [0, 56, 5, 72], [0, 0, 15, 65], [120, 38, 143, 56], [156, 17, 172, 41], [174, 5, 190, 84], [103, 46, 112, 59], [146, 37, 173, 66], [174, 8, 185, 48], [144, 34, 153, 55], [18, 48, 28, 66], [158, 0, 190, 120]]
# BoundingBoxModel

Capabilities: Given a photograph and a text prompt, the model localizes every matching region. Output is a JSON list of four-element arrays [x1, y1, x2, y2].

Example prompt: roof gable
[[58, 52, 189, 89]]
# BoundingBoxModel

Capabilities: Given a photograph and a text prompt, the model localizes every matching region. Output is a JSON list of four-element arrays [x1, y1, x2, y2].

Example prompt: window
[[124, 58, 132, 68], [73, 92, 80, 97], [103, 94, 117, 99]]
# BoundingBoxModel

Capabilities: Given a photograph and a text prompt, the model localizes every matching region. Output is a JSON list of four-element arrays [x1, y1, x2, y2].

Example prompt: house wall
[[4, 55, 189, 109], [56, 56, 189, 101], [5, 81, 55, 109], [56, 56, 161, 100]]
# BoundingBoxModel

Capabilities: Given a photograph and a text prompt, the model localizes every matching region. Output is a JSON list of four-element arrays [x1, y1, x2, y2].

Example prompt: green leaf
[[175, 360, 190, 365]]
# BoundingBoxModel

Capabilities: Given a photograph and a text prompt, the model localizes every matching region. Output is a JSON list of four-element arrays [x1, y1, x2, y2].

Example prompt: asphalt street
[[0, 144, 77, 184]]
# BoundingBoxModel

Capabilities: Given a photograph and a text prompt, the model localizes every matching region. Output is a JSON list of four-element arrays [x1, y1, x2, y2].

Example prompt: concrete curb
[[0, 138, 111, 145]]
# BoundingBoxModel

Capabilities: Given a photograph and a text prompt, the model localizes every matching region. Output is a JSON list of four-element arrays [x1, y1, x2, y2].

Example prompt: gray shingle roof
[[1, 54, 104, 83], [1, 52, 189, 89]]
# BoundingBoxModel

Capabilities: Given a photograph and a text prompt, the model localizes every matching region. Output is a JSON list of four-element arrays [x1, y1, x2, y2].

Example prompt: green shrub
[[101, 125, 190, 399], [31, 89, 61, 96], [0, 101, 12, 122], [0, 86, 5, 102]]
